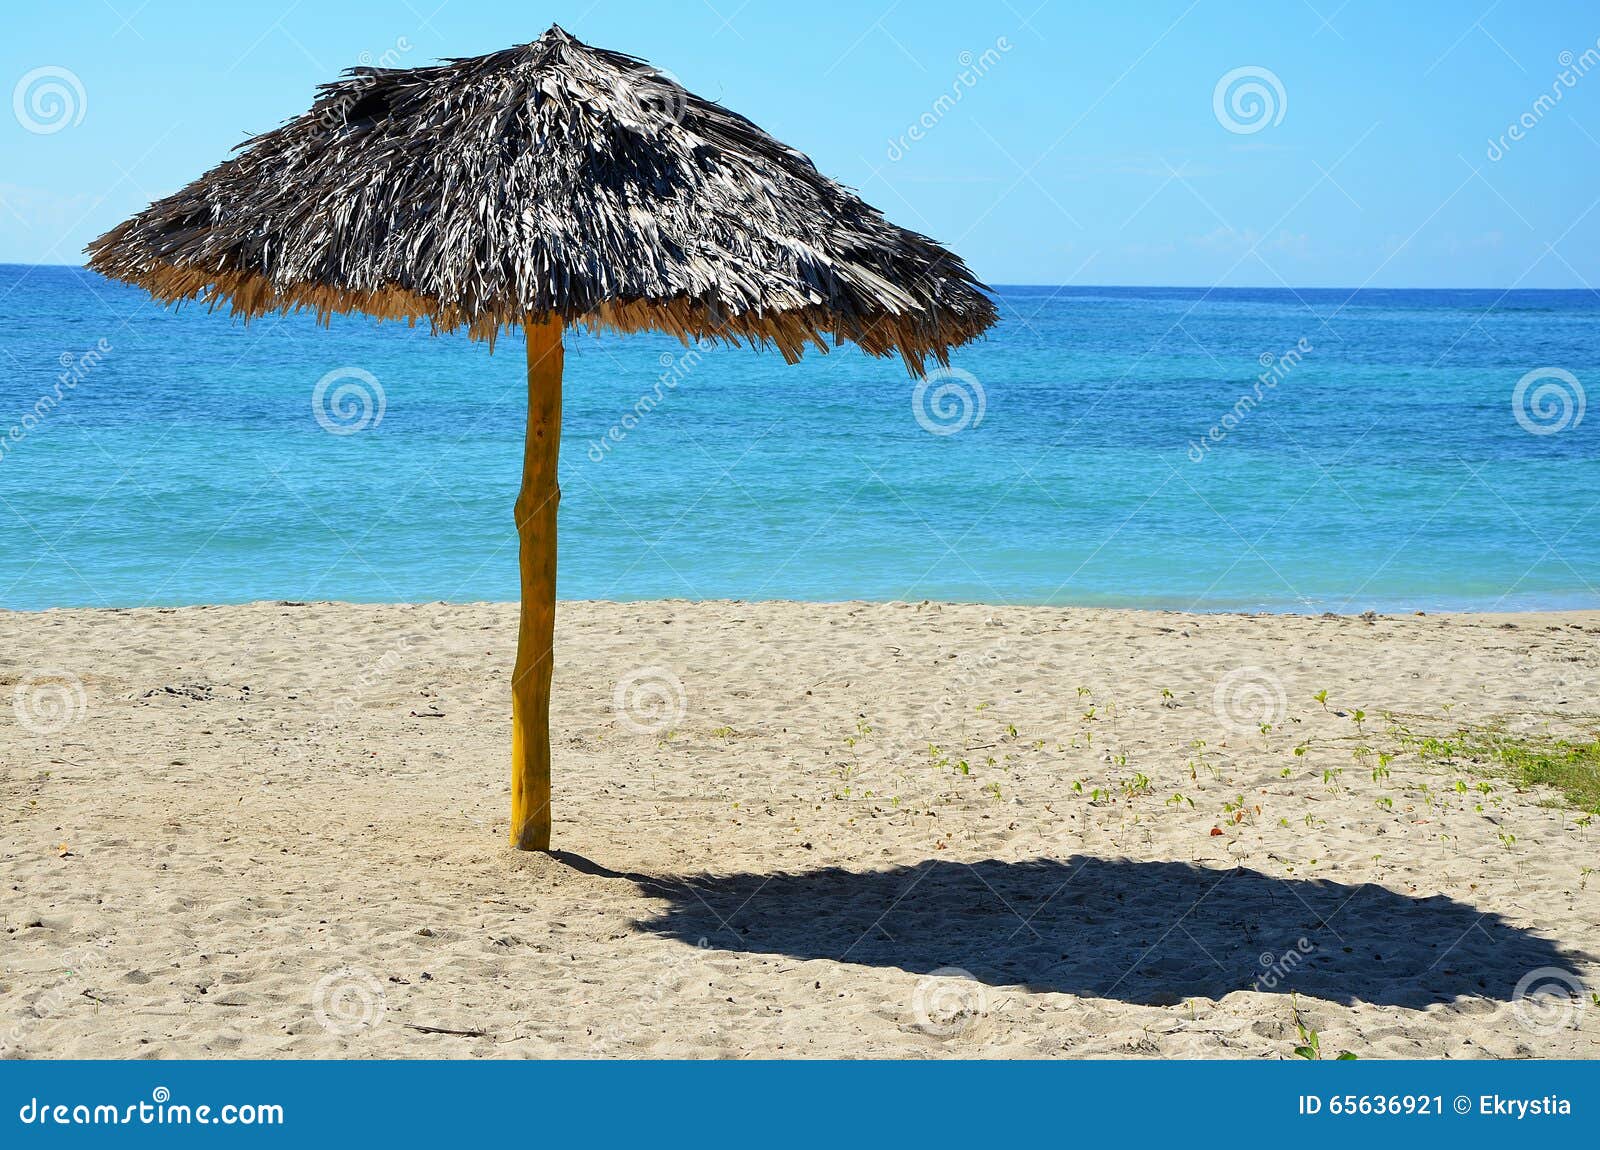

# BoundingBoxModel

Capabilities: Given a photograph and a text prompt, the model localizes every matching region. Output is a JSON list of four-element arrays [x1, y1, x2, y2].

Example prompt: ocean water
[[0, 264, 1596, 613]]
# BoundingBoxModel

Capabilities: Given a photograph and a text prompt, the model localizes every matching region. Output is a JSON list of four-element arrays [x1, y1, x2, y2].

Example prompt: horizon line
[[3, 261, 1596, 295]]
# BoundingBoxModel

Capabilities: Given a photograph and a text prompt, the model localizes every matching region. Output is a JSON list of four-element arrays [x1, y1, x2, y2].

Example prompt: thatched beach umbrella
[[86, 25, 995, 850]]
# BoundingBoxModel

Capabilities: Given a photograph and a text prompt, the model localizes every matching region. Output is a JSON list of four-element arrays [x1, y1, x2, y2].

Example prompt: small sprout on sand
[[1122, 772, 1152, 798], [1293, 741, 1310, 758], [711, 725, 735, 738], [1167, 792, 1195, 809], [1005, 723, 1019, 739], [956, 760, 970, 776], [1497, 831, 1517, 849], [1375, 797, 1393, 811], [1280, 766, 1293, 778], [1076, 686, 1091, 698], [1071, 779, 1084, 794], [1351, 708, 1366, 731], [974, 702, 991, 712], [1292, 997, 1356, 1060], [984, 781, 1003, 801], [1313, 689, 1329, 711], [1259, 722, 1273, 736]]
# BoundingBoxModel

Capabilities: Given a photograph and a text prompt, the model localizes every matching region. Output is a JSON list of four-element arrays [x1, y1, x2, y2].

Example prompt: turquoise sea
[[1, 264, 1596, 613]]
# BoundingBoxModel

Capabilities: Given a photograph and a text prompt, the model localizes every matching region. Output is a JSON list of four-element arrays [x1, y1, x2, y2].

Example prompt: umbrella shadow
[[623, 856, 1589, 1007]]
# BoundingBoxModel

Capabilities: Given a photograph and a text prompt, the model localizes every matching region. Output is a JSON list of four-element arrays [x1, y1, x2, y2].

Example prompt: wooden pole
[[510, 317, 563, 850]]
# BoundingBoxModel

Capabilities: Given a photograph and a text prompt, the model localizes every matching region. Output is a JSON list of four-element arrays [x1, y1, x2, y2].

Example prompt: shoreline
[[7, 596, 1600, 620], [3, 599, 1596, 1057]]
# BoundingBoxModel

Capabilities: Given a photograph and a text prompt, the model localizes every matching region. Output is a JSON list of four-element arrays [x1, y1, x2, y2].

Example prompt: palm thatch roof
[[86, 25, 995, 371]]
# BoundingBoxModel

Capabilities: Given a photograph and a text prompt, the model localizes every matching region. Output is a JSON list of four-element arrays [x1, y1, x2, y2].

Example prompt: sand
[[1, 599, 1597, 1059]]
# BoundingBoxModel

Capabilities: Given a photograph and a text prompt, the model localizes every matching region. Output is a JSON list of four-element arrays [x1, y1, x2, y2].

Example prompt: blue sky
[[4, 0, 1599, 287]]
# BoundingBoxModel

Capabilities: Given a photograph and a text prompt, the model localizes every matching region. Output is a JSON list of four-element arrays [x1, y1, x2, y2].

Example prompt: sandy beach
[[2, 600, 1596, 1058]]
